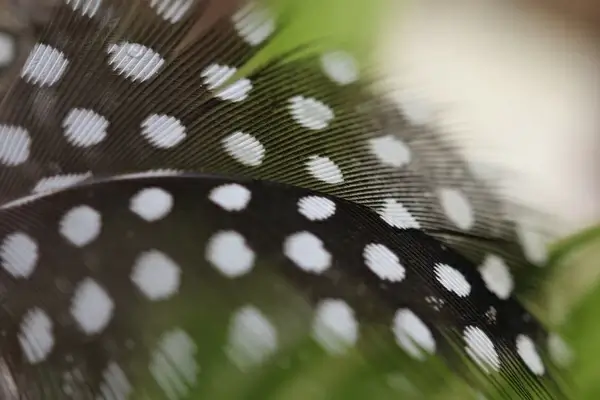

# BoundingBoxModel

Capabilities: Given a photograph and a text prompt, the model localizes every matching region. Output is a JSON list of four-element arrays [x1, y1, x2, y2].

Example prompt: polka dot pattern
[[0, 0, 561, 396]]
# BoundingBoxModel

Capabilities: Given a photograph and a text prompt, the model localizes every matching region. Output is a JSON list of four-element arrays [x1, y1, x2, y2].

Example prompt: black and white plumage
[[0, 1, 571, 399]]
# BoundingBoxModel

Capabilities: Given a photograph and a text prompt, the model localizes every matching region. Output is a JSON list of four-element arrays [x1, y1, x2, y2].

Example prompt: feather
[[0, 0, 568, 398]]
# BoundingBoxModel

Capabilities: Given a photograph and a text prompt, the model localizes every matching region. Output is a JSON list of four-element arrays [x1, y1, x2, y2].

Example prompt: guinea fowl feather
[[0, 0, 575, 398]]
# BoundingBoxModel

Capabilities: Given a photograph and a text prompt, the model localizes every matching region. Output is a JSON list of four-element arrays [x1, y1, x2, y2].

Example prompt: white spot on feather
[[59, 205, 101, 247], [206, 231, 255, 278], [0, 232, 38, 278], [132, 250, 181, 301], [149, 0, 193, 23], [284, 231, 331, 274], [392, 309, 436, 360], [33, 172, 92, 193], [305, 155, 344, 184], [222, 132, 265, 166], [70, 278, 114, 335], [18, 308, 54, 364], [463, 325, 501, 373], [232, 3, 275, 46], [107, 42, 164, 82], [150, 328, 198, 400], [288, 96, 334, 130], [363, 243, 405, 282], [226, 305, 278, 370], [130, 187, 173, 222], [312, 299, 358, 355], [0, 125, 30, 166], [320, 51, 359, 85], [209, 183, 251, 212], [21, 44, 69, 86], [298, 196, 336, 221], [141, 114, 187, 149], [62, 108, 108, 147]]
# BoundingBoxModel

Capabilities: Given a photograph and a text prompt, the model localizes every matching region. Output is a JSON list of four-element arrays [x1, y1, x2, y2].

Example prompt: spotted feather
[[0, 0, 567, 398]]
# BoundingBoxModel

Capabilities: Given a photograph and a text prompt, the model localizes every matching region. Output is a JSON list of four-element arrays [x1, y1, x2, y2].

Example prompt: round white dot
[[479, 254, 513, 300], [107, 42, 164, 82], [288, 96, 334, 131], [150, 328, 198, 400], [222, 131, 265, 167], [378, 199, 420, 229], [548, 333, 573, 367], [33, 172, 92, 193], [392, 309, 436, 360], [70, 278, 114, 335], [0, 125, 31, 166], [98, 362, 132, 400], [284, 231, 331, 274], [297, 196, 336, 221], [216, 78, 252, 102], [0, 232, 38, 278], [131, 250, 181, 301], [18, 308, 54, 364], [363, 243, 405, 282], [0, 32, 16, 68], [21, 43, 69, 86], [206, 231, 255, 278], [320, 51, 359, 85], [516, 334, 545, 376], [516, 222, 548, 265], [209, 183, 251, 212], [305, 155, 344, 185], [59, 205, 101, 247], [141, 114, 186, 149], [149, 0, 193, 23], [368, 135, 411, 168], [396, 91, 434, 126], [62, 108, 108, 147], [434, 263, 471, 297], [232, 3, 275, 46], [311, 299, 358, 355], [201, 63, 236, 89], [438, 188, 475, 230], [463, 325, 501, 374], [130, 187, 173, 222], [226, 305, 278, 370], [66, 0, 102, 18]]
